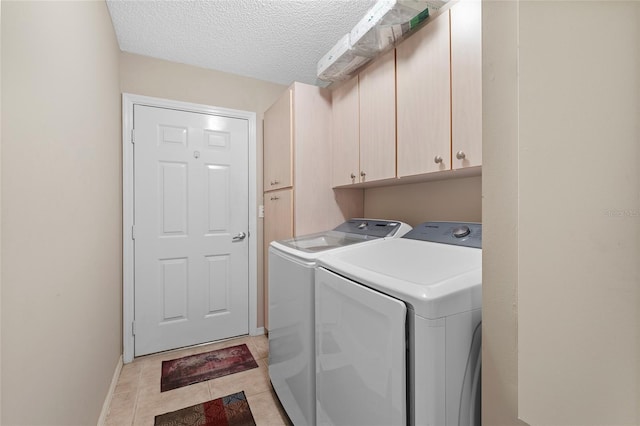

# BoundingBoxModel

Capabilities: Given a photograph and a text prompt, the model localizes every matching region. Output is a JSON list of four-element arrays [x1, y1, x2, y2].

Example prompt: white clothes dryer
[[268, 219, 412, 426], [315, 221, 482, 426]]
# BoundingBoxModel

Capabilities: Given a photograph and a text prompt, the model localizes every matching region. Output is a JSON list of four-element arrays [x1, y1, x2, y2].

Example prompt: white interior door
[[133, 104, 249, 356]]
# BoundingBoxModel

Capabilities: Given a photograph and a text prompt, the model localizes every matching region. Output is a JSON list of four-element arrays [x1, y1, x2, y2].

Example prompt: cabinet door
[[263, 188, 293, 328], [332, 76, 360, 187], [451, 0, 482, 169], [264, 88, 293, 192], [397, 11, 451, 177], [359, 49, 396, 183]]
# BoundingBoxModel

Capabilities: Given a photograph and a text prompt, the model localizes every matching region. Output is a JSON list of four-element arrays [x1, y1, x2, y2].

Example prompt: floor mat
[[154, 391, 256, 426], [161, 344, 258, 392]]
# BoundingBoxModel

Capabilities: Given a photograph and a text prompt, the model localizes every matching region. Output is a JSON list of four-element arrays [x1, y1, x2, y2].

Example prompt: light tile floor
[[105, 335, 291, 426]]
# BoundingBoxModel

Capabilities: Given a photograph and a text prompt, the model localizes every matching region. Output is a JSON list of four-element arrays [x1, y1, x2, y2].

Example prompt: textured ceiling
[[106, 0, 379, 87]]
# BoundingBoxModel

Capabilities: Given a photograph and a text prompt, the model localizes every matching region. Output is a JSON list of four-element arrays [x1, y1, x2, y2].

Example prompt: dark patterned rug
[[161, 344, 258, 392], [154, 391, 256, 426]]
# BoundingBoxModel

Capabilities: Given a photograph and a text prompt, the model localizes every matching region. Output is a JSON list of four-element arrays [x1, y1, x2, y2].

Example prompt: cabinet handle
[[360, 171, 366, 177], [270, 180, 280, 186], [350, 173, 356, 179], [456, 151, 466, 160], [434, 155, 443, 164], [270, 196, 279, 201]]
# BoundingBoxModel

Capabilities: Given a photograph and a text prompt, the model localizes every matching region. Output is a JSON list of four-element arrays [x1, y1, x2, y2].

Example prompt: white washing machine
[[268, 219, 412, 426], [315, 221, 482, 426]]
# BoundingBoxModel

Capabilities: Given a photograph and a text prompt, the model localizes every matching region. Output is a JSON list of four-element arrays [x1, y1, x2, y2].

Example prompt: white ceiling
[[106, 0, 379, 87]]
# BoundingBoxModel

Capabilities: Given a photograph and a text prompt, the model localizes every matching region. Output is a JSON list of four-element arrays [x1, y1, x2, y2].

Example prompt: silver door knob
[[350, 173, 356, 179], [270, 196, 279, 201], [456, 151, 466, 160], [270, 180, 280, 186], [434, 155, 443, 164], [360, 171, 366, 177], [232, 232, 247, 242]]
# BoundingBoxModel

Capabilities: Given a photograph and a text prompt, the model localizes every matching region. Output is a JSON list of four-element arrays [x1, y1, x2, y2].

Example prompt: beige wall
[[484, 1, 640, 425], [481, 1, 524, 425], [1, 2, 122, 425], [0, 3, 3, 421], [363, 176, 482, 226], [119, 52, 286, 328]]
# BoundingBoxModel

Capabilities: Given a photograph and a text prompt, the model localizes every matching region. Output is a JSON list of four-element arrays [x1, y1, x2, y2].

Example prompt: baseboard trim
[[97, 355, 123, 426], [251, 327, 265, 336]]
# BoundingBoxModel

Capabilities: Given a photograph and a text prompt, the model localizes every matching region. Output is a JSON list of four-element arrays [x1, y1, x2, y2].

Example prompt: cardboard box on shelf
[[350, 0, 431, 56], [317, 33, 371, 82]]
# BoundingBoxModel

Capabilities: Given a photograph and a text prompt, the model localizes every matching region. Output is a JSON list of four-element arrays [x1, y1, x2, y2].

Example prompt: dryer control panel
[[402, 221, 482, 248]]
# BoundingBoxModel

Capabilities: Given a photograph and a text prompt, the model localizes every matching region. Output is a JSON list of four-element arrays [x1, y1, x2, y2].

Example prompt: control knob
[[452, 225, 471, 238]]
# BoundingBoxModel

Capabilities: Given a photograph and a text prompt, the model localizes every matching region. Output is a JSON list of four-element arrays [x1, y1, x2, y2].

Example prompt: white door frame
[[122, 93, 259, 363]]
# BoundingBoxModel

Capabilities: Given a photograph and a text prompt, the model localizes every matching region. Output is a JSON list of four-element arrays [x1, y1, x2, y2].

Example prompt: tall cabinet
[[263, 82, 363, 328]]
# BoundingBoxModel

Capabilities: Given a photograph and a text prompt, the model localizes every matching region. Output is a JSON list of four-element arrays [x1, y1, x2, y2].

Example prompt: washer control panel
[[334, 219, 405, 238], [402, 221, 482, 248]]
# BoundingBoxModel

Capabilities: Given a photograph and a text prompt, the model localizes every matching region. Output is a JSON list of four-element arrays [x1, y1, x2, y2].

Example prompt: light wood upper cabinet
[[330, 2, 482, 187], [359, 49, 397, 182], [332, 76, 360, 187], [263, 88, 292, 192], [451, 0, 482, 169], [396, 10, 451, 178]]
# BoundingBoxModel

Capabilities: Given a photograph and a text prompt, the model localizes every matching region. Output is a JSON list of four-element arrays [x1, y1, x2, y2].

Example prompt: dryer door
[[458, 322, 482, 426], [315, 267, 407, 426]]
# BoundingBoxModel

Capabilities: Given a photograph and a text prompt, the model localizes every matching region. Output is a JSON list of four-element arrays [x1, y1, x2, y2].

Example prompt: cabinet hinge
[[132, 321, 136, 336], [131, 225, 136, 240], [131, 129, 135, 144]]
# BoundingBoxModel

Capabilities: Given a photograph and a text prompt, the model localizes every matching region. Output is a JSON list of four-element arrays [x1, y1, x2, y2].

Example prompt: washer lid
[[317, 238, 482, 319], [270, 219, 411, 260]]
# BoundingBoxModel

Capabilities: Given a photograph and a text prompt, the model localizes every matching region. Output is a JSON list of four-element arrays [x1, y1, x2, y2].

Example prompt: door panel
[[159, 162, 188, 235], [134, 105, 249, 356]]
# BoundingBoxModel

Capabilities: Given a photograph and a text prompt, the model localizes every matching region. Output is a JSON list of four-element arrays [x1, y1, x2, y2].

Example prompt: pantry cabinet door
[[397, 11, 451, 177], [264, 88, 293, 192], [359, 49, 396, 183]]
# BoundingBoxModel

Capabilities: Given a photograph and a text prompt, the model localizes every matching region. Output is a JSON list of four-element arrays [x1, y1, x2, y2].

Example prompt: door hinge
[[131, 225, 136, 240], [132, 321, 136, 336], [131, 128, 135, 144]]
